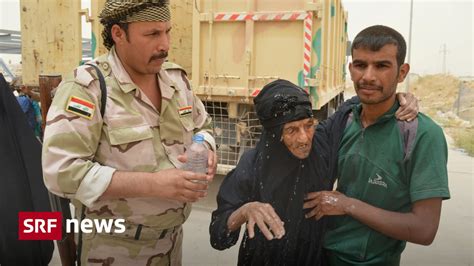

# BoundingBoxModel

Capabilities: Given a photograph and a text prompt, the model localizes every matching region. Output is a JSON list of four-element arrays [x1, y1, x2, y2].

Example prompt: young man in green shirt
[[304, 25, 450, 265]]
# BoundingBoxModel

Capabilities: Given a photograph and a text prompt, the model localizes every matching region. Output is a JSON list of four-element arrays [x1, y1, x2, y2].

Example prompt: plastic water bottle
[[184, 134, 209, 175]]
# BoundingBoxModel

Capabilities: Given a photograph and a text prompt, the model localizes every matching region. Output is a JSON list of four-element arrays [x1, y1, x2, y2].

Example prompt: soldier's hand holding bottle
[[178, 134, 217, 192]]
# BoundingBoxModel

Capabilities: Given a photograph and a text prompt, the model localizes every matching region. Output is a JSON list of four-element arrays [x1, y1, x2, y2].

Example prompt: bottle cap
[[192, 134, 205, 143]]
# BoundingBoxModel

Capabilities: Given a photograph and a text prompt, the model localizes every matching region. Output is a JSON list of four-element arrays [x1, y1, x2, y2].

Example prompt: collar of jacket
[[352, 99, 400, 126], [105, 47, 178, 97]]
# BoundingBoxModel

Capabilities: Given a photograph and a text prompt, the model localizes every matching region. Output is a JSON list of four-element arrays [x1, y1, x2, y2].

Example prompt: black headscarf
[[235, 80, 326, 265], [253, 79, 313, 204], [254, 79, 313, 129]]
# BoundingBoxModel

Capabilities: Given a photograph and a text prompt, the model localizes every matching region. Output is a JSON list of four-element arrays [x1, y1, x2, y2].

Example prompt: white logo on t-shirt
[[368, 173, 388, 188]]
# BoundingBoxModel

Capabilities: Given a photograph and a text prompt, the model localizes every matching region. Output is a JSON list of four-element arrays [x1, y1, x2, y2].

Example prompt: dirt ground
[[410, 74, 474, 122], [410, 74, 460, 113]]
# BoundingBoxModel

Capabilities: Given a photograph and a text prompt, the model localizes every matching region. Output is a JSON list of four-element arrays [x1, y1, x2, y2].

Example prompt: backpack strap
[[85, 63, 107, 117], [76, 63, 107, 266], [397, 118, 418, 161], [345, 112, 353, 129]]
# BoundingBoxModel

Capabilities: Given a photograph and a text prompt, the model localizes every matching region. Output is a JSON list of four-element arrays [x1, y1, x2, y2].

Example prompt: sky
[[343, 0, 473, 77], [0, 0, 473, 76]]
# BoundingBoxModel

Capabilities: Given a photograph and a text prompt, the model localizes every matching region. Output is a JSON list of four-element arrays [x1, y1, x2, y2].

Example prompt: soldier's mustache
[[149, 52, 168, 62]]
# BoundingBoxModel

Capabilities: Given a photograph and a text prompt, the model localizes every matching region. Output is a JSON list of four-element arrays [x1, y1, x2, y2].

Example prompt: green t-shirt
[[324, 102, 450, 266]]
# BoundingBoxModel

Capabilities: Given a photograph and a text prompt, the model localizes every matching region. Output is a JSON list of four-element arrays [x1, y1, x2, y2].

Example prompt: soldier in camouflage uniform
[[42, 1, 217, 265]]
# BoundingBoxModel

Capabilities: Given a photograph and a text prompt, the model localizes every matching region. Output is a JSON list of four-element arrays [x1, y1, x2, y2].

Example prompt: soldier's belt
[[104, 224, 181, 241]]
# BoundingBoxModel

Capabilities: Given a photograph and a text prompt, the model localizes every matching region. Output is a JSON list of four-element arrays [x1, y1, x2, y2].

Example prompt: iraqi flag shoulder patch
[[178, 106, 192, 116], [66, 96, 95, 119]]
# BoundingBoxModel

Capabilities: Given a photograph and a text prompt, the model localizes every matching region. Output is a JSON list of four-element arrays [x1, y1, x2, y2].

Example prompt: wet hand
[[241, 202, 285, 240], [303, 191, 351, 220], [396, 92, 419, 121]]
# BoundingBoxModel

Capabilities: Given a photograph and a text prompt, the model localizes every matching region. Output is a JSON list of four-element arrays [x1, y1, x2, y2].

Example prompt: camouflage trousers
[[79, 224, 183, 266]]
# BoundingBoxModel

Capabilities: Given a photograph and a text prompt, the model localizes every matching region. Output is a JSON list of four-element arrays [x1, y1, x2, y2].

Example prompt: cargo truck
[[19, 0, 348, 174], [191, 0, 348, 173]]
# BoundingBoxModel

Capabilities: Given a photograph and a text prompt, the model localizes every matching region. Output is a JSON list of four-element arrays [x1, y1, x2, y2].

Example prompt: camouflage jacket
[[42, 48, 215, 228]]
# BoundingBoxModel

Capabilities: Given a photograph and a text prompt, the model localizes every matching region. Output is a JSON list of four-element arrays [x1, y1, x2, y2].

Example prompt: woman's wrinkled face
[[281, 118, 315, 159]]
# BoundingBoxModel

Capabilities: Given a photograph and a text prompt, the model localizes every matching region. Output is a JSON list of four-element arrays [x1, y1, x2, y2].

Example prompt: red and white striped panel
[[303, 12, 313, 87], [214, 11, 309, 22], [214, 13, 253, 21]]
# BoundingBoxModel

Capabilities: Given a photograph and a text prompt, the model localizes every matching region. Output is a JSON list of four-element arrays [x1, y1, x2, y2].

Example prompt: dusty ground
[[410, 74, 474, 156], [410, 74, 473, 122], [410, 74, 460, 113]]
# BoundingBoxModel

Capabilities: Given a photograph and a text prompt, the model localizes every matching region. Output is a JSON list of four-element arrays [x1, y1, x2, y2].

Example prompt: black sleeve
[[313, 96, 358, 185], [315, 95, 358, 140], [209, 150, 257, 250]]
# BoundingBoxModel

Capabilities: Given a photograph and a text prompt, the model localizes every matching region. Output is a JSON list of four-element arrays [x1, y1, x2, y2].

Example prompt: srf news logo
[[18, 212, 126, 240]]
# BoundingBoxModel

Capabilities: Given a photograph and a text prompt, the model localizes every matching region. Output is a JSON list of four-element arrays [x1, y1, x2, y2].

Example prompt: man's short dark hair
[[351, 25, 407, 67], [102, 22, 129, 50]]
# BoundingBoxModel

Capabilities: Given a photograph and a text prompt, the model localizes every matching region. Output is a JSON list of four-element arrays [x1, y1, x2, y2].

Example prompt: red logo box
[[18, 212, 62, 240]]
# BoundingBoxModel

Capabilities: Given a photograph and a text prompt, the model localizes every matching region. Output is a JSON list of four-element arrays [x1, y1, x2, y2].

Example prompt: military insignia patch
[[178, 106, 192, 116], [66, 96, 95, 119]]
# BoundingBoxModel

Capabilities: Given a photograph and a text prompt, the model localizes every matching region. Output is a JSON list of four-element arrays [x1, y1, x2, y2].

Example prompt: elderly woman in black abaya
[[209, 79, 334, 265]]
